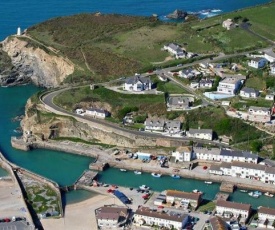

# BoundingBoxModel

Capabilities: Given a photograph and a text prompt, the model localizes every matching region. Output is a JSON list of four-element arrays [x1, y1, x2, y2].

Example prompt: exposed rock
[[0, 36, 74, 88], [166, 9, 188, 19]]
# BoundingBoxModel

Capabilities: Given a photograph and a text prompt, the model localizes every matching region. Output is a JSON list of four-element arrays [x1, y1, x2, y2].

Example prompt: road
[[41, 89, 229, 147]]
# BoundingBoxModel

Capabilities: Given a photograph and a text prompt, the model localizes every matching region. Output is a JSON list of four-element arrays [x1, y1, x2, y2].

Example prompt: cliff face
[[0, 36, 74, 88]]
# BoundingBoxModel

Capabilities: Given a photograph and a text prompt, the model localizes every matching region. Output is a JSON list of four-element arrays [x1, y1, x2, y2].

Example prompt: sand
[[41, 194, 118, 230]]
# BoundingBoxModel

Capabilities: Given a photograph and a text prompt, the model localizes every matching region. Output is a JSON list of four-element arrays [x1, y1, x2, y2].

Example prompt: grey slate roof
[[265, 50, 275, 58], [231, 161, 265, 171], [265, 167, 275, 175], [165, 120, 181, 129], [125, 75, 152, 85], [220, 149, 258, 160], [199, 79, 213, 84], [249, 106, 270, 112], [193, 147, 221, 155], [145, 118, 165, 128], [86, 108, 107, 114], [188, 129, 212, 135], [168, 96, 190, 106], [241, 87, 259, 94]]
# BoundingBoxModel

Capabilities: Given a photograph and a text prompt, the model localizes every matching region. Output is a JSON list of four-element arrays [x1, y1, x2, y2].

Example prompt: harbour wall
[[0, 151, 35, 228], [0, 149, 63, 219]]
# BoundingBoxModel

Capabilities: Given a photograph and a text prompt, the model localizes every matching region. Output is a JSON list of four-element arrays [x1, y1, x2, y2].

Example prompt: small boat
[[254, 191, 262, 196], [264, 192, 274, 197], [204, 181, 212, 184], [139, 185, 150, 191], [151, 173, 162, 178], [134, 171, 142, 175], [193, 189, 203, 194], [248, 192, 259, 198], [132, 154, 138, 159], [103, 184, 109, 187], [171, 174, 180, 179], [120, 169, 127, 172], [240, 190, 248, 193]]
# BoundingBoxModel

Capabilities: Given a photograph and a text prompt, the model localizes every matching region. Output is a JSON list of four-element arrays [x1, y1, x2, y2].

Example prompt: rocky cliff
[[0, 36, 74, 88]]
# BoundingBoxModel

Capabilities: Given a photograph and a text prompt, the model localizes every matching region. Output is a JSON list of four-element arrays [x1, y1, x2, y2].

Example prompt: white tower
[[17, 27, 21, 36]]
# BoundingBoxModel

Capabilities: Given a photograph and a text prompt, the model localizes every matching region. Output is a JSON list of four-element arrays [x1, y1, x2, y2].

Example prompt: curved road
[[41, 89, 229, 147]]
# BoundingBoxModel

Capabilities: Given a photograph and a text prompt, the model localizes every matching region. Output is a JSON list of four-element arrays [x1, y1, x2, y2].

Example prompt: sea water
[[0, 0, 270, 40], [0, 0, 272, 204]]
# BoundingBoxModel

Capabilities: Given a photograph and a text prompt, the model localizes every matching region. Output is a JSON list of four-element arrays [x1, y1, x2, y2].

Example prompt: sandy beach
[[41, 193, 123, 230]]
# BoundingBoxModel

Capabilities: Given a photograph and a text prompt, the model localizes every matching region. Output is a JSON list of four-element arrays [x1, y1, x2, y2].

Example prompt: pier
[[220, 182, 235, 193]]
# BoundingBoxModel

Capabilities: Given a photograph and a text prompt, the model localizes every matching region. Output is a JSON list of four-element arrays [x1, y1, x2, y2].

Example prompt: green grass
[[153, 77, 188, 94], [244, 76, 266, 90], [54, 86, 167, 117], [197, 200, 216, 212], [231, 98, 273, 111]]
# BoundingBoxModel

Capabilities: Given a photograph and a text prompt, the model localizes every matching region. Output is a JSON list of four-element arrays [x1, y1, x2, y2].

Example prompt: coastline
[[12, 138, 275, 194]]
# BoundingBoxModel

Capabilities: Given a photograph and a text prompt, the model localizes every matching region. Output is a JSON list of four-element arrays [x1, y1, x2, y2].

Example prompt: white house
[[193, 147, 221, 161], [265, 50, 275, 63], [190, 82, 200, 89], [124, 74, 152, 91], [216, 200, 251, 224], [248, 57, 267, 69], [199, 79, 213, 88], [222, 19, 235, 30], [219, 162, 232, 176], [165, 120, 181, 133], [270, 63, 275, 76], [85, 108, 109, 118], [187, 129, 213, 140], [231, 161, 266, 181], [240, 87, 259, 98], [217, 76, 244, 95], [265, 167, 275, 184], [144, 118, 165, 132], [209, 164, 223, 175], [167, 96, 190, 111], [163, 43, 186, 59], [248, 106, 271, 116], [96, 206, 129, 229], [134, 206, 189, 230], [179, 68, 195, 78], [258, 207, 275, 229], [265, 94, 275, 101], [172, 146, 193, 162], [166, 190, 202, 208]]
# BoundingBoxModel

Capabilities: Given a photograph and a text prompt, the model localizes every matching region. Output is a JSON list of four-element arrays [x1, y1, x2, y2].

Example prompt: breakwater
[[12, 137, 275, 194]]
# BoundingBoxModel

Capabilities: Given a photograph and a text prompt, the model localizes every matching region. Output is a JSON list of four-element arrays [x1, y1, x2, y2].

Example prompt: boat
[[193, 189, 203, 194], [254, 191, 262, 196], [264, 192, 274, 197], [171, 174, 180, 179], [134, 171, 142, 175], [151, 173, 162, 178], [103, 183, 109, 187], [139, 185, 150, 191], [248, 192, 259, 198], [204, 181, 212, 184], [120, 169, 127, 172], [240, 190, 248, 193]]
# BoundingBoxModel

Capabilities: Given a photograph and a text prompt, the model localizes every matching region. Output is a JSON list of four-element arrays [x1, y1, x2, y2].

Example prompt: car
[[107, 189, 113, 193], [203, 166, 208, 170], [177, 64, 183, 67], [158, 205, 164, 209]]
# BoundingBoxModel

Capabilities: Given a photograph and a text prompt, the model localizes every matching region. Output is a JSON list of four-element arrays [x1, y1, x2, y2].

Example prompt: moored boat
[[240, 190, 248, 193], [193, 189, 203, 194], [134, 171, 142, 175], [151, 173, 162, 178], [254, 191, 262, 196], [139, 185, 150, 191], [248, 192, 259, 198], [120, 169, 127, 172], [171, 174, 180, 179], [204, 181, 212, 184], [264, 192, 274, 197]]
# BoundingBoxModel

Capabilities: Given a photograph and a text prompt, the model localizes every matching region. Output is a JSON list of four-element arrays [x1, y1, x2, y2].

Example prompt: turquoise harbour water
[[0, 0, 273, 205], [98, 168, 275, 209]]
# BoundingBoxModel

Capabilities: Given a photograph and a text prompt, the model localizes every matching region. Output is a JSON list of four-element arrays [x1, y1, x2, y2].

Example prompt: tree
[[250, 140, 263, 152]]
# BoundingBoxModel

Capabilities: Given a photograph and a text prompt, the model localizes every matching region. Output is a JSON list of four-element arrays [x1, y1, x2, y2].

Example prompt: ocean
[[0, 0, 271, 40], [0, 0, 272, 204]]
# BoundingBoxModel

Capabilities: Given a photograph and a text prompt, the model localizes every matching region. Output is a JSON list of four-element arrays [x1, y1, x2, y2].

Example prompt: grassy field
[[24, 2, 275, 84]]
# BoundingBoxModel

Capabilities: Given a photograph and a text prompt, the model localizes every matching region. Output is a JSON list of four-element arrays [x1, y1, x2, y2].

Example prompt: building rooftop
[[265, 167, 275, 175], [209, 216, 228, 230], [166, 190, 201, 201], [220, 162, 231, 169], [216, 200, 251, 211], [209, 164, 222, 171], [168, 96, 190, 106], [193, 147, 221, 155], [125, 75, 152, 85], [258, 206, 275, 216], [265, 50, 275, 58], [231, 161, 265, 171], [135, 206, 188, 223], [176, 146, 192, 152], [86, 108, 107, 114], [249, 106, 270, 112], [241, 87, 259, 94], [188, 128, 212, 135], [145, 118, 165, 127], [165, 120, 181, 129], [251, 57, 266, 62]]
